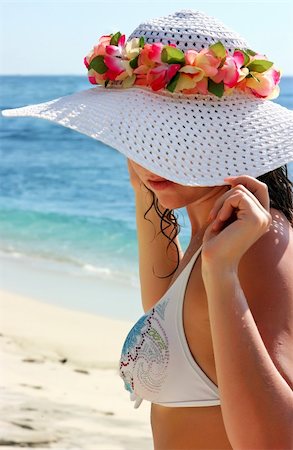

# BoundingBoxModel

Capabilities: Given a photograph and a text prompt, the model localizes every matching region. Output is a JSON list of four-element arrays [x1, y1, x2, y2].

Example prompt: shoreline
[[0, 252, 144, 322], [0, 289, 152, 449]]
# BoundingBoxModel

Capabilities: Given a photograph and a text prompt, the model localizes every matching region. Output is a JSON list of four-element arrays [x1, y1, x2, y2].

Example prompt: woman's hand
[[202, 175, 272, 268]]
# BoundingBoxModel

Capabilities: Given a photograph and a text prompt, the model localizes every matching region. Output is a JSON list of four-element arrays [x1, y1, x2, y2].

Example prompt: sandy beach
[[0, 289, 153, 449]]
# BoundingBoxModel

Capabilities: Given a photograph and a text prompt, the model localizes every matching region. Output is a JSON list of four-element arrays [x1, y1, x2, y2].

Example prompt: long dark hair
[[144, 165, 293, 278], [258, 166, 293, 222]]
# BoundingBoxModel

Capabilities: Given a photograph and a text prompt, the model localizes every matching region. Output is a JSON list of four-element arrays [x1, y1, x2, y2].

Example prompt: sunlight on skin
[[271, 211, 286, 245]]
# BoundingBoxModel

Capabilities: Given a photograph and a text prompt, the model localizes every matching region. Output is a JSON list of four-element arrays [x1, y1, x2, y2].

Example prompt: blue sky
[[0, 0, 292, 75]]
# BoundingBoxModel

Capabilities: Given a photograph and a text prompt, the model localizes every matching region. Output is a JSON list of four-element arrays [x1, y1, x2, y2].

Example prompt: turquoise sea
[[0, 76, 292, 317]]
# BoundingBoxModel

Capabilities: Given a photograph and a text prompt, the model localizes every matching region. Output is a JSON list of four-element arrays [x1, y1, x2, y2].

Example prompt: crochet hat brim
[[2, 85, 293, 186]]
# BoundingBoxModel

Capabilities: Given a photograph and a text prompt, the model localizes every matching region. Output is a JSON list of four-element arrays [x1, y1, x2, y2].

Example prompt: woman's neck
[[186, 185, 229, 237]]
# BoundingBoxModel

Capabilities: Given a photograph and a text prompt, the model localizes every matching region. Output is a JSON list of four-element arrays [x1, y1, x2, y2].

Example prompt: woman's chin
[[156, 195, 184, 210]]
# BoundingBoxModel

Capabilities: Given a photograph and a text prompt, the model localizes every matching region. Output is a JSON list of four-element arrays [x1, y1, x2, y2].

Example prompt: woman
[[124, 162, 293, 449], [2, 9, 293, 449]]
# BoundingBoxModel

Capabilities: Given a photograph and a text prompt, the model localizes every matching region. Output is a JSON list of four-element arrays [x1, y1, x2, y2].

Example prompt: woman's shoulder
[[239, 207, 293, 279], [238, 208, 293, 388], [238, 207, 293, 302], [237, 206, 293, 324]]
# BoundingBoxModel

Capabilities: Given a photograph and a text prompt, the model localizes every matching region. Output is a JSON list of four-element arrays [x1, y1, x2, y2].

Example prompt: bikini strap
[[179, 244, 203, 284]]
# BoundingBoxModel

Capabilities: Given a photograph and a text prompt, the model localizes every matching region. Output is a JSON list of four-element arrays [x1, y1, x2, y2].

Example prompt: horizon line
[[1, 73, 293, 78]]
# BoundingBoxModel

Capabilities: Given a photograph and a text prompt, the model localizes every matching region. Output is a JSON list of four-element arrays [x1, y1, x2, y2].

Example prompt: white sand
[[0, 290, 152, 449]]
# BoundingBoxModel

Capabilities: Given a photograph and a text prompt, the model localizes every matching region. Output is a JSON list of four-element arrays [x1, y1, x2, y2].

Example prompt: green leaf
[[241, 50, 250, 66], [110, 32, 121, 46], [166, 72, 180, 92], [246, 48, 257, 56], [129, 55, 139, 69], [247, 59, 273, 73], [161, 46, 185, 65], [246, 72, 259, 82], [89, 55, 108, 74], [209, 41, 226, 59], [139, 36, 145, 48], [208, 79, 224, 98], [234, 48, 250, 66], [218, 56, 226, 69]]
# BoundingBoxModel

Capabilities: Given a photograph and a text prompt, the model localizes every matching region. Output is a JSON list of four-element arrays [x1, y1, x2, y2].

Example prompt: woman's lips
[[148, 179, 174, 191]]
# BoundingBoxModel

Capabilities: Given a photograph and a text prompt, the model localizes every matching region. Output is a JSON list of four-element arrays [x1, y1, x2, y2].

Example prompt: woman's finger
[[212, 190, 271, 233], [224, 175, 270, 211], [209, 182, 266, 221], [211, 194, 238, 232]]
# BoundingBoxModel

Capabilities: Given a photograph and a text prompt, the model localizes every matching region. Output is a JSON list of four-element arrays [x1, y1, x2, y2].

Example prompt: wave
[[0, 247, 140, 288], [0, 203, 140, 290]]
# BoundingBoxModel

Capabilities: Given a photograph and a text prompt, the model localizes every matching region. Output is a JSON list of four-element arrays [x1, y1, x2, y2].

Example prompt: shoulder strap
[[167, 244, 203, 294], [178, 244, 203, 284]]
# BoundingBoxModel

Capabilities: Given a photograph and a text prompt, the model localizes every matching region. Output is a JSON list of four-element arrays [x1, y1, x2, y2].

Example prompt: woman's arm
[[202, 177, 293, 449], [128, 161, 182, 312]]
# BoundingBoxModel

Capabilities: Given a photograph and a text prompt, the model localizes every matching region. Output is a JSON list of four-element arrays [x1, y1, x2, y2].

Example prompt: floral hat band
[[84, 32, 281, 99]]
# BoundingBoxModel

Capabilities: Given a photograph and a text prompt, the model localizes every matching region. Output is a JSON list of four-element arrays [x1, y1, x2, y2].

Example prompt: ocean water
[[0, 75, 293, 289]]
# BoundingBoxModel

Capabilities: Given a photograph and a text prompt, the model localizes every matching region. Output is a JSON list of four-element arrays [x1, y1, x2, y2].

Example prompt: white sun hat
[[2, 10, 293, 186]]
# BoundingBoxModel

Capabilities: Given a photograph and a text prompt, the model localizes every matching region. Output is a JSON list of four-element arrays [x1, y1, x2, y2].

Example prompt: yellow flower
[[123, 38, 141, 60]]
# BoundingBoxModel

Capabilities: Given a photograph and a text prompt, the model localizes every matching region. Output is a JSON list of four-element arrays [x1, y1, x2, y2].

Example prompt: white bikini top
[[119, 245, 220, 409]]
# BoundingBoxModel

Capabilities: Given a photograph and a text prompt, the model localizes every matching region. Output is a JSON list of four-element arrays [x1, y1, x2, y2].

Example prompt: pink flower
[[104, 45, 121, 57], [178, 65, 205, 79], [105, 34, 126, 57], [176, 48, 219, 93], [103, 55, 125, 80], [147, 64, 181, 91], [87, 68, 106, 85], [133, 64, 149, 86], [193, 77, 209, 94], [180, 77, 209, 95], [84, 56, 90, 70], [101, 35, 128, 81], [85, 34, 126, 76], [184, 50, 198, 66], [92, 35, 112, 58], [185, 48, 220, 77], [138, 43, 164, 67], [134, 73, 148, 86], [211, 51, 247, 88], [148, 43, 165, 63], [175, 67, 205, 92], [241, 68, 281, 98]]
